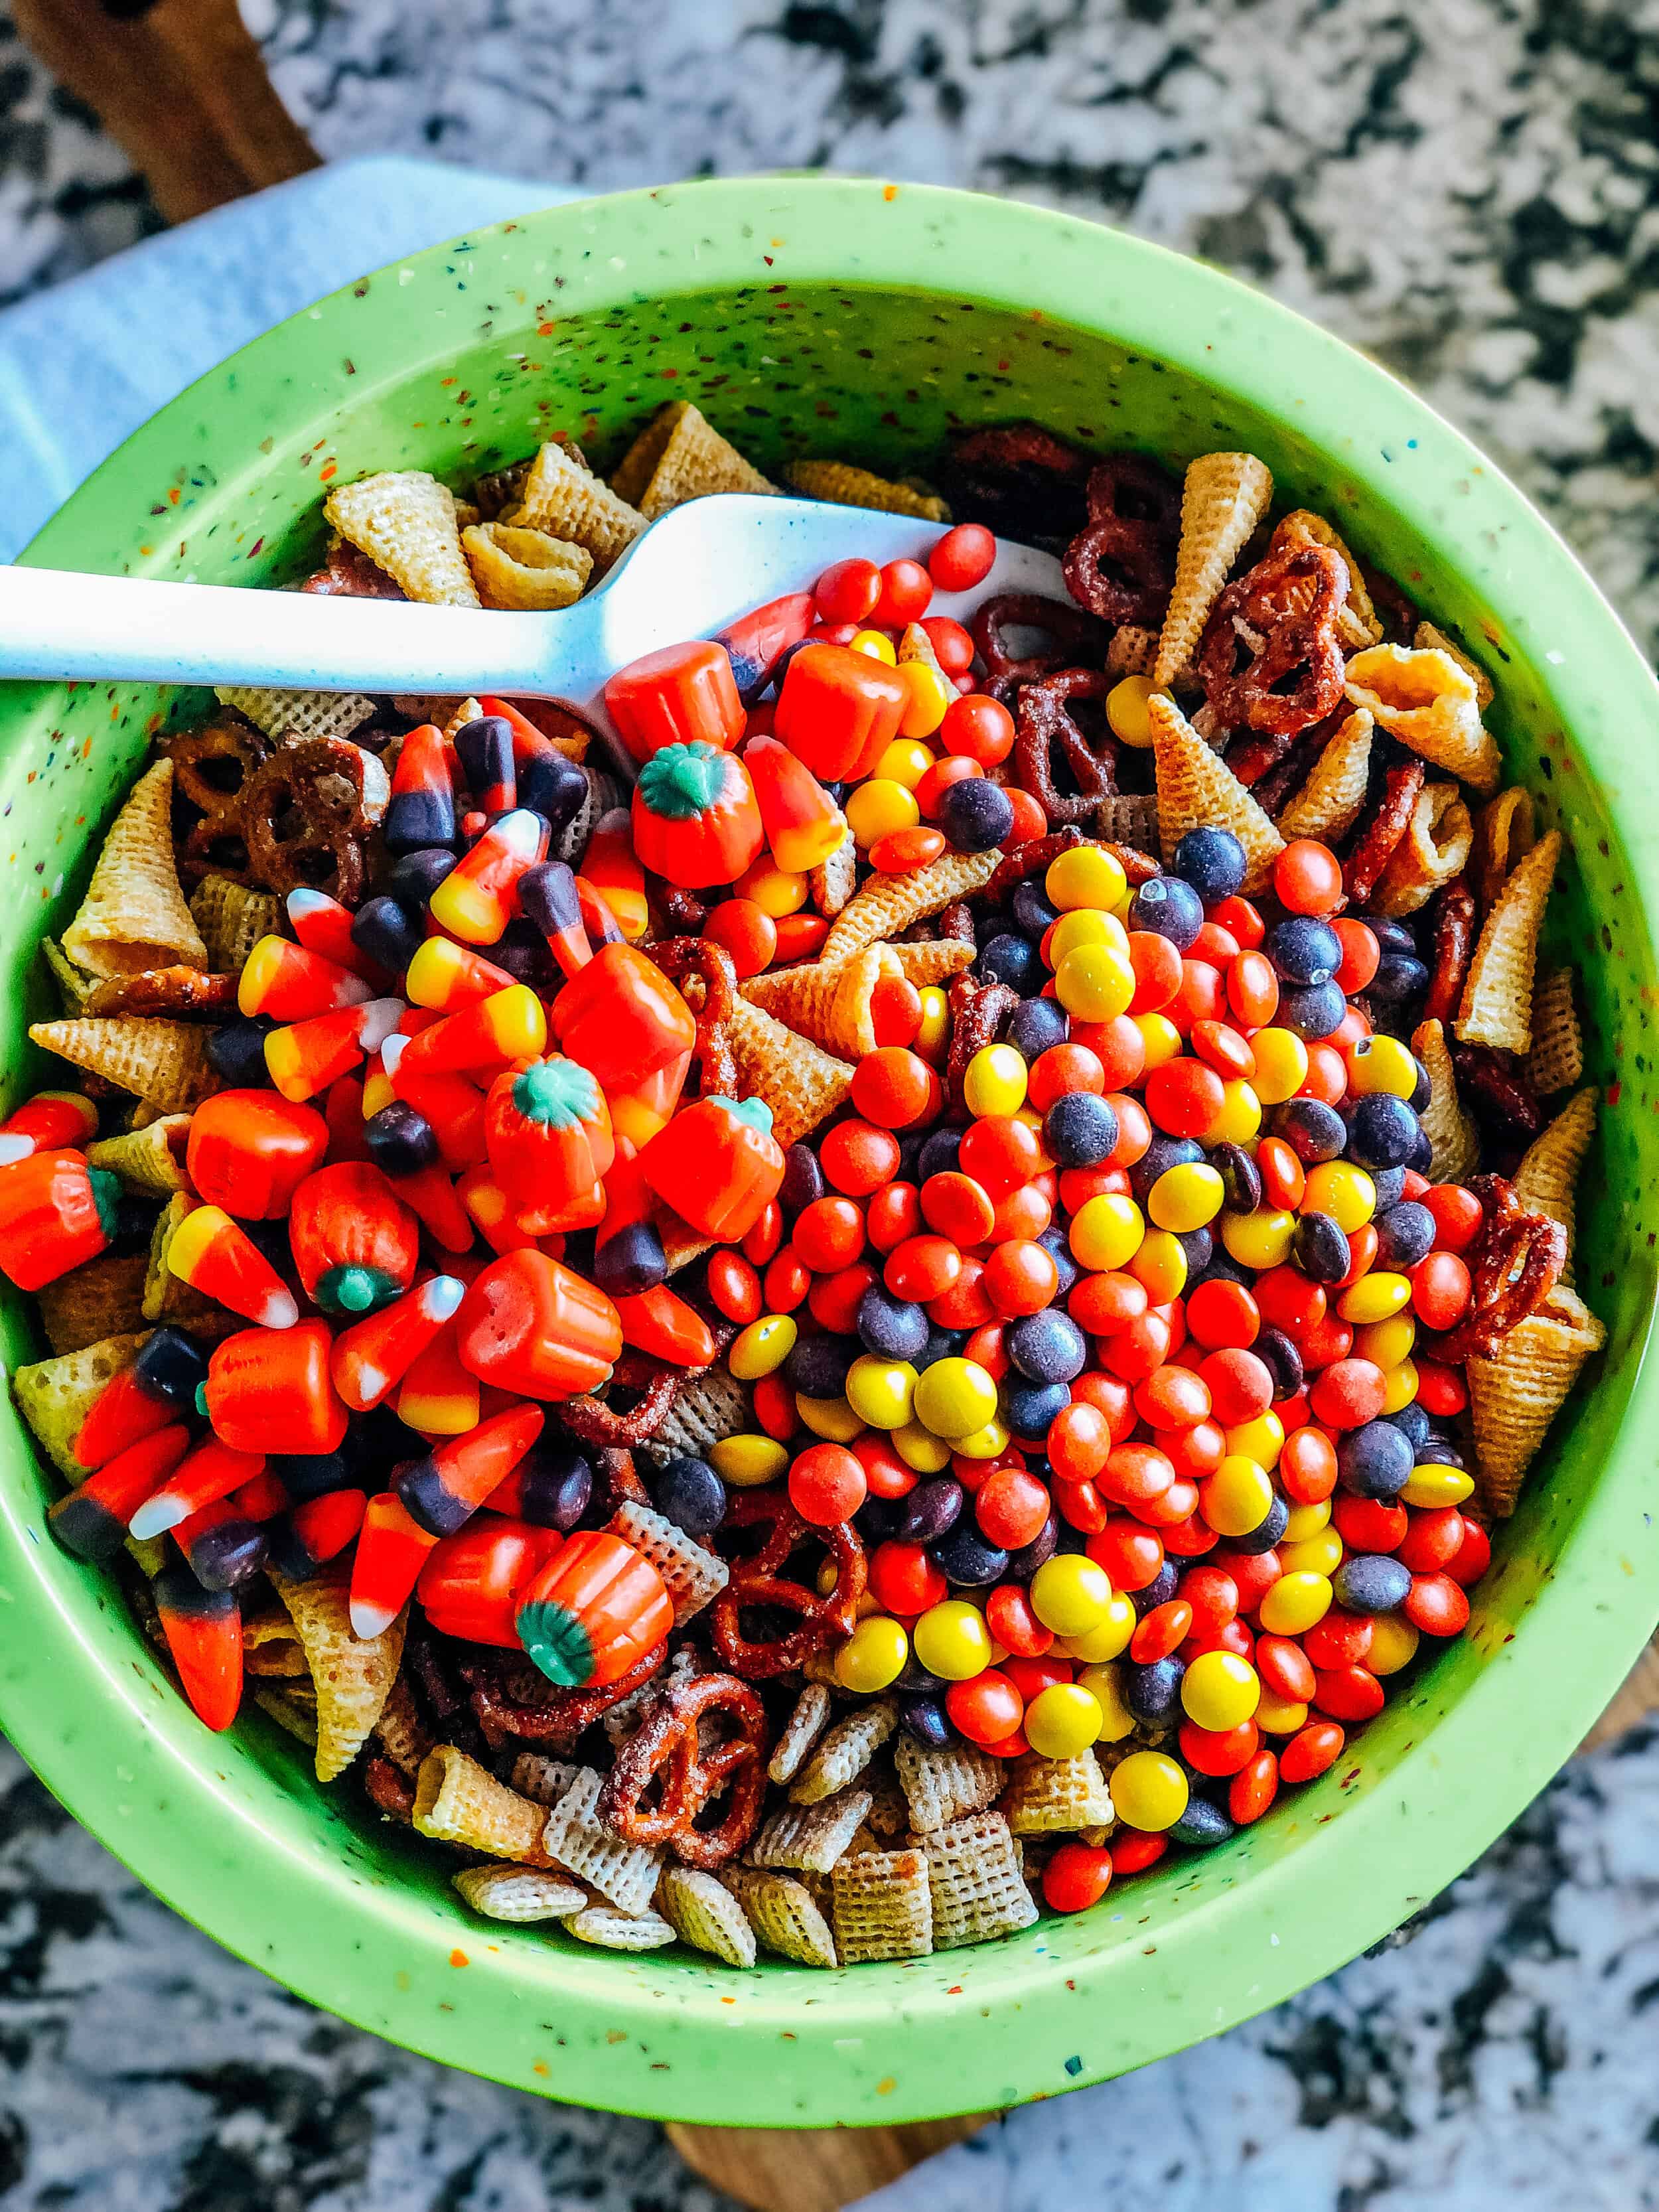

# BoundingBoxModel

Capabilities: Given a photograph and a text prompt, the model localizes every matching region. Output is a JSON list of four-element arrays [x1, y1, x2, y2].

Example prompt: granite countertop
[[0, 1, 1657, 2205]]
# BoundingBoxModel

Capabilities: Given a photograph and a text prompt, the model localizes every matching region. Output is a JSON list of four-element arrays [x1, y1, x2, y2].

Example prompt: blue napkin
[[0, 155, 579, 561]]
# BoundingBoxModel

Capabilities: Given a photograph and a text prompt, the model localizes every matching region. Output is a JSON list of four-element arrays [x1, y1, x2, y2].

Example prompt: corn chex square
[[721, 1866, 838, 1968], [510, 1753, 583, 1806], [659, 1866, 757, 1968], [790, 1699, 897, 1805], [922, 1812, 1039, 1949], [768, 1682, 832, 1785], [543, 1767, 661, 1916], [1001, 1751, 1116, 1836], [563, 1904, 676, 1952], [895, 1734, 1003, 1833], [831, 1848, 934, 1964], [453, 1863, 587, 1923], [749, 1785, 873, 1875], [609, 1500, 728, 1624]]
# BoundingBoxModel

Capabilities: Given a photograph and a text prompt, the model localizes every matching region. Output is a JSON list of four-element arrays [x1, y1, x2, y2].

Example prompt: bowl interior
[[1, 180, 1656, 2126]]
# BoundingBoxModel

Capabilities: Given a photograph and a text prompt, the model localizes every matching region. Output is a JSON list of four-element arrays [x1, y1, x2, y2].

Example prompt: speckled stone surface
[[1, 0, 1658, 2202]]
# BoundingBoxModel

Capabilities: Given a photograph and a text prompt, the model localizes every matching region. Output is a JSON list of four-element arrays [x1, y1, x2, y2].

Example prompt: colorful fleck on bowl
[[1, 179, 1656, 2126]]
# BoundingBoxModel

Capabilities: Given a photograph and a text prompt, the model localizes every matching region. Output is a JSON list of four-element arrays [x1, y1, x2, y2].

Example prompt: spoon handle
[[0, 565, 581, 700]]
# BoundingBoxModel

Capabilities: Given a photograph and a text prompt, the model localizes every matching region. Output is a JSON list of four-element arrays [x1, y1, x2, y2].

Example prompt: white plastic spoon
[[0, 496, 1069, 773]]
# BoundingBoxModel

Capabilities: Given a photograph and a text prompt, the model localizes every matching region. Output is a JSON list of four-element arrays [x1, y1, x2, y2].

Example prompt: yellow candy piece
[[897, 660, 953, 739], [835, 1615, 909, 1692], [950, 1418, 1011, 1461], [1055, 942, 1135, 1023], [1254, 1691, 1311, 1735], [1056, 1591, 1136, 1664], [1354, 1313, 1415, 1368], [843, 1354, 916, 1430], [1249, 1025, 1309, 1104], [1069, 1193, 1145, 1272], [1346, 1033, 1417, 1099], [1045, 908, 1113, 964], [1200, 1453, 1275, 1538], [1104, 676, 1163, 749], [1024, 1682, 1105, 1759], [912, 1357, 999, 1439], [1111, 1749, 1189, 1832], [1046, 844, 1129, 912], [727, 1313, 797, 1381], [1134, 1012, 1183, 1070], [1200, 1078, 1262, 1146], [1225, 1410, 1285, 1468], [1402, 1463, 1475, 1508], [1257, 1571, 1333, 1637], [1281, 1496, 1333, 1542], [735, 857, 809, 917], [914, 984, 950, 1063], [845, 777, 920, 850], [710, 1434, 788, 1488], [1127, 1228, 1187, 1303], [1367, 1615, 1421, 1676], [912, 1599, 991, 1681], [891, 1419, 954, 1473], [794, 1392, 866, 1443], [1181, 1651, 1260, 1732], [1279, 1526, 1344, 1578], [1336, 1271, 1412, 1324], [1380, 1359, 1419, 1414], [1221, 1207, 1295, 1270], [1029, 1554, 1114, 1637], [1148, 1161, 1224, 1233], [849, 628, 898, 664], [1077, 1661, 1137, 1741], [962, 1043, 1028, 1118], [1303, 1160, 1376, 1232], [875, 738, 934, 790]]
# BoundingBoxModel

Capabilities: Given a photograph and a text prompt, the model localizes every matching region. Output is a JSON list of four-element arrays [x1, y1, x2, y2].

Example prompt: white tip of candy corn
[[358, 1000, 407, 1055], [424, 1276, 467, 1321], [129, 1494, 186, 1541], [0, 1136, 32, 1165], [350, 1596, 397, 1641], [261, 1290, 301, 1330]]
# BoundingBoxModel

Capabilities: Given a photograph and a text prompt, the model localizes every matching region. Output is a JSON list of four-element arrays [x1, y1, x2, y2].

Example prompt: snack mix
[[1, 400, 1603, 1965]]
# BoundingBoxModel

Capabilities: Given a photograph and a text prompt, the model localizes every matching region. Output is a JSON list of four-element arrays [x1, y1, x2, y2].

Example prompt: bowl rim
[[6, 173, 1659, 2126]]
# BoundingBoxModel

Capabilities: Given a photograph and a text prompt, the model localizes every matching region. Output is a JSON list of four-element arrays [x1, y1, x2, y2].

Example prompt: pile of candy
[[0, 402, 1607, 1969]]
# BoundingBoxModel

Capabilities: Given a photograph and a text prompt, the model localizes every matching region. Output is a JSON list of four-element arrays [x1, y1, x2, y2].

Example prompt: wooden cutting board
[[9, 17, 1658, 2208]]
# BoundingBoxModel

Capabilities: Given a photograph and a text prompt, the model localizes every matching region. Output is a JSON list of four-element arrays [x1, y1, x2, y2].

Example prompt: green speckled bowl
[[1, 179, 1656, 2126]]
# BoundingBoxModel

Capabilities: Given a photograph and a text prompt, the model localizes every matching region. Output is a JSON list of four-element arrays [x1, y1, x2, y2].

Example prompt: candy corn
[[265, 1487, 367, 1582], [396, 1402, 545, 1538], [331, 1274, 467, 1412], [384, 722, 457, 854], [238, 935, 374, 1021], [286, 886, 390, 985], [349, 1491, 437, 1639], [403, 937, 517, 1013], [72, 1327, 206, 1472], [454, 714, 516, 818], [167, 1204, 299, 1329], [427, 809, 548, 944], [265, 999, 404, 1104], [0, 1090, 99, 1167], [48, 1424, 192, 1562], [154, 1566, 242, 1732]]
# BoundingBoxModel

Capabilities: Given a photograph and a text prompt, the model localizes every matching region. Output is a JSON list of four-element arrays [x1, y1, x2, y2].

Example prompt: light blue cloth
[[0, 156, 579, 559]]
